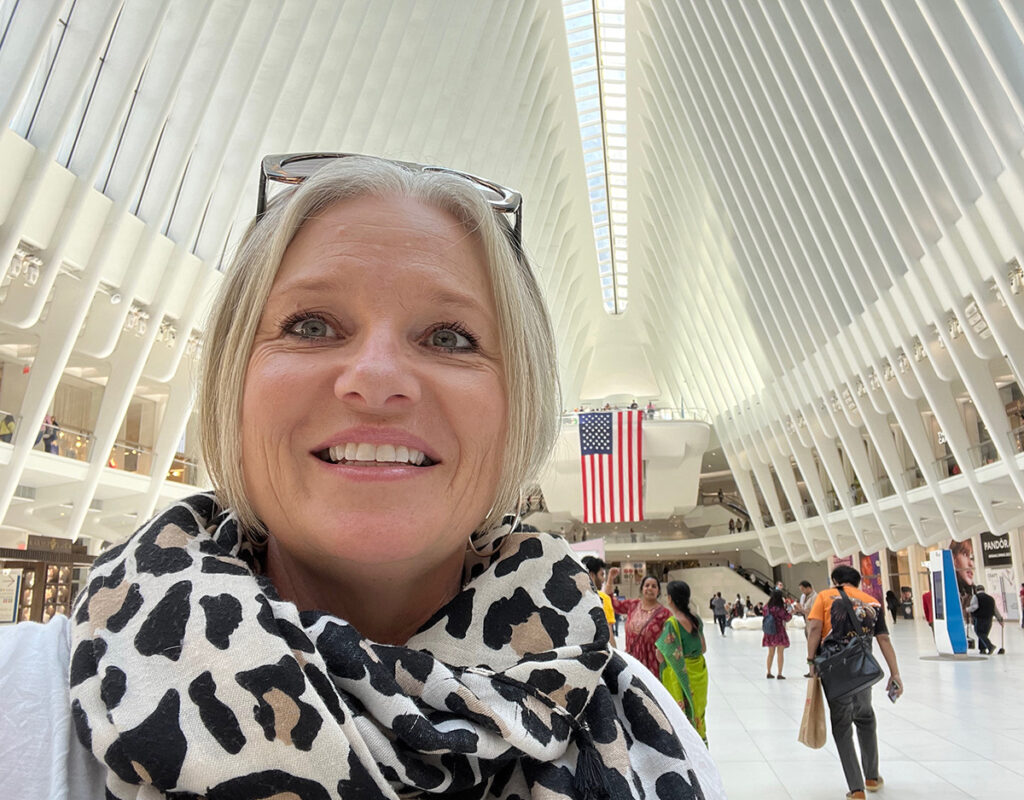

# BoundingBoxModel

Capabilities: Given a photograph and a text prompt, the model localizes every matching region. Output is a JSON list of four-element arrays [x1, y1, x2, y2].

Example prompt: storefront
[[0, 535, 93, 624]]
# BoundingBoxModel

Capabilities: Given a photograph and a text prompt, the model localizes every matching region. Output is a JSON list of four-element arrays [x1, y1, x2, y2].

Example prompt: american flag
[[578, 411, 644, 523]]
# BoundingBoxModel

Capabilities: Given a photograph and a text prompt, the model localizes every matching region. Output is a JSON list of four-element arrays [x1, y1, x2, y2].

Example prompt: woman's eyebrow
[[425, 288, 490, 316]]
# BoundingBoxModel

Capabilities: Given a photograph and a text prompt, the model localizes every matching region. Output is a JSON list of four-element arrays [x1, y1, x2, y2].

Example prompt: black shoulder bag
[[813, 587, 884, 703]]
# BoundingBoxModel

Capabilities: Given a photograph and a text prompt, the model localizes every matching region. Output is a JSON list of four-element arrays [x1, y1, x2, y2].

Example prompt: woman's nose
[[333, 330, 421, 409]]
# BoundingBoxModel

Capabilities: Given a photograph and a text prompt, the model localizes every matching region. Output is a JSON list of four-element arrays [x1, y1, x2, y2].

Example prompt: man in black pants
[[711, 592, 728, 635], [807, 566, 903, 800], [968, 585, 1003, 654]]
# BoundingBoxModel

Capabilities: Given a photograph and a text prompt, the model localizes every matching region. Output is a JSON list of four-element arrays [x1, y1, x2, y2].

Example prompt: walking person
[[968, 585, 1004, 654], [884, 590, 899, 624], [711, 592, 728, 636], [657, 581, 709, 745], [582, 556, 618, 648], [762, 590, 791, 679], [796, 580, 818, 676], [807, 565, 904, 799]]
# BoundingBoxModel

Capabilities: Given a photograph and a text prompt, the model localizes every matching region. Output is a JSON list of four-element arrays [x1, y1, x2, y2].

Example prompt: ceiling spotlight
[[110, 292, 122, 305]]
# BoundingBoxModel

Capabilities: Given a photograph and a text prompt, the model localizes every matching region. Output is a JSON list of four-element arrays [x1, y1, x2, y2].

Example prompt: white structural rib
[[2, 0, 1024, 570]]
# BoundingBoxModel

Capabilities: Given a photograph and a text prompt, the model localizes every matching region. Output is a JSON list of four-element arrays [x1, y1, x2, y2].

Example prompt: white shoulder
[[616, 649, 726, 800], [0, 617, 106, 800]]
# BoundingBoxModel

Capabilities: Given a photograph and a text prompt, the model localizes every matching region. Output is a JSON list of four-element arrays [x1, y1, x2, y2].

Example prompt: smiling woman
[[0, 156, 722, 800]]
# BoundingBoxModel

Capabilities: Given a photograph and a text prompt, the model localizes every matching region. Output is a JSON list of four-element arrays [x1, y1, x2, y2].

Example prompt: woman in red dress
[[606, 570, 671, 676]]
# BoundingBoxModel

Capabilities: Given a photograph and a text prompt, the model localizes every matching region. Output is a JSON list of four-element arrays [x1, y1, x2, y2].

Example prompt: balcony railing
[[903, 466, 926, 489], [968, 440, 999, 468], [561, 406, 712, 424], [46, 423, 94, 461], [0, 409, 21, 444], [107, 442, 153, 475], [933, 453, 961, 480], [166, 455, 201, 485], [874, 475, 896, 498], [1008, 425, 1024, 454]]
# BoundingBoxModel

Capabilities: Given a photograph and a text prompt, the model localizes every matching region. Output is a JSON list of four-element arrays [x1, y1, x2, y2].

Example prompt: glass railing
[[166, 456, 201, 485], [874, 475, 896, 498], [107, 442, 153, 475], [933, 453, 961, 480], [47, 424, 93, 461], [0, 409, 21, 444], [561, 406, 712, 424], [903, 466, 926, 489], [968, 440, 999, 468]]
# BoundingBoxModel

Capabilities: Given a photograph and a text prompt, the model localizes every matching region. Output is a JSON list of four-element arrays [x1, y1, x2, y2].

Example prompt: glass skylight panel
[[562, 0, 628, 315]]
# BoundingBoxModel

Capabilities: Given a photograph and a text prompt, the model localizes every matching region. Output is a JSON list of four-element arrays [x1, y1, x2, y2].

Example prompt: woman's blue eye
[[430, 328, 472, 350], [289, 317, 332, 338]]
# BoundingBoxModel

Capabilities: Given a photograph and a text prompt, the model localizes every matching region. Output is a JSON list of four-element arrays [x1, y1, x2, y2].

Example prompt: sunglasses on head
[[257, 152, 523, 256]]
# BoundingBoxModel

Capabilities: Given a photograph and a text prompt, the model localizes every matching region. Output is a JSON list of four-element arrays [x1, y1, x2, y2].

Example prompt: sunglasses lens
[[276, 156, 338, 181]]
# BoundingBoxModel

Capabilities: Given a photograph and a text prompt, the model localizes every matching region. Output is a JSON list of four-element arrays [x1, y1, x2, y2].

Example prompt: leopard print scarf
[[69, 493, 706, 799]]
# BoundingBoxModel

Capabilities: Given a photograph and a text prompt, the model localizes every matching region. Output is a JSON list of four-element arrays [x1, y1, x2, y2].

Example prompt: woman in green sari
[[657, 580, 709, 744]]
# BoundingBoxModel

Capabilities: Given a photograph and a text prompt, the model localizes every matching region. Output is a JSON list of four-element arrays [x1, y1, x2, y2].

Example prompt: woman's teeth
[[319, 443, 433, 466]]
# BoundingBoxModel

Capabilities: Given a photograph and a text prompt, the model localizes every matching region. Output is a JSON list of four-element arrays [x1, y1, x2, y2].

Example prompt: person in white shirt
[[795, 580, 818, 675]]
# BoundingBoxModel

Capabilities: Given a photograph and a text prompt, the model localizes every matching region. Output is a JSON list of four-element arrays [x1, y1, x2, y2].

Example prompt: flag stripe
[[637, 414, 644, 518], [585, 452, 593, 520], [617, 413, 625, 520]]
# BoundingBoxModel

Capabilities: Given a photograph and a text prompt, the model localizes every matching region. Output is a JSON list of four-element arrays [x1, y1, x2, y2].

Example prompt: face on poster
[[949, 538, 975, 596]]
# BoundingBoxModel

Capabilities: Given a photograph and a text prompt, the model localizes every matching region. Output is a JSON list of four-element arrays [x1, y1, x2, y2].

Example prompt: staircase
[[665, 565, 771, 620]]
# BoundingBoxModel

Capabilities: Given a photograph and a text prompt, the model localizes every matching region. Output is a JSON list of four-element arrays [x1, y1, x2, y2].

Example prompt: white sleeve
[[0, 617, 106, 800], [617, 649, 727, 800]]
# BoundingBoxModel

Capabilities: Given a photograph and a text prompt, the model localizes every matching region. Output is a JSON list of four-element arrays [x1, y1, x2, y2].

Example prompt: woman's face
[[242, 194, 507, 575], [953, 544, 975, 585], [641, 577, 659, 601]]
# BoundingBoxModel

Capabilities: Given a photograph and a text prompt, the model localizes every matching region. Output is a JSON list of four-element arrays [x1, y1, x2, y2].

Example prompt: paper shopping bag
[[798, 676, 827, 749]]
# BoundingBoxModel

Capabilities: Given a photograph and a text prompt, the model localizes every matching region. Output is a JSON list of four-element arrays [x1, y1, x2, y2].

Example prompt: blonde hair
[[199, 157, 559, 537]]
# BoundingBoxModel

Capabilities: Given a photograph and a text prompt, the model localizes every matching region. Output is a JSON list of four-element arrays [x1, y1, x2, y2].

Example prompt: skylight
[[562, 0, 628, 314]]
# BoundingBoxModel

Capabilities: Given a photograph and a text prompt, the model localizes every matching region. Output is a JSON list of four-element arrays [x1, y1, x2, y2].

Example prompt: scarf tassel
[[572, 722, 612, 800]]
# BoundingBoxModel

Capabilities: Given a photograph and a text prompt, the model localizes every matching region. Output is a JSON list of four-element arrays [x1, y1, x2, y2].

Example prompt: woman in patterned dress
[[762, 589, 792, 678], [606, 570, 671, 675], [657, 580, 709, 744]]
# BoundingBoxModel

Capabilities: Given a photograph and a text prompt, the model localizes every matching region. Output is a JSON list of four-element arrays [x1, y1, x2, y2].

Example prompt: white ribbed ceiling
[[6, 0, 1024, 559]]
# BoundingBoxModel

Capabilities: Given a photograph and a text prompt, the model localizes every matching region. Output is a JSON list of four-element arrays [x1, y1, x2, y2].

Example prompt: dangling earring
[[469, 487, 524, 557]]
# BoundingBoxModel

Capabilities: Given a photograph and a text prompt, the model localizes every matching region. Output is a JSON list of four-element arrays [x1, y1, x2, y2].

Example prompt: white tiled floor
[[698, 618, 1024, 799]]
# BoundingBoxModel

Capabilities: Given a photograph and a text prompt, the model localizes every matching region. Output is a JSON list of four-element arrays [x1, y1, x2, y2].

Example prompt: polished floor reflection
[[700, 618, 1024, 799]]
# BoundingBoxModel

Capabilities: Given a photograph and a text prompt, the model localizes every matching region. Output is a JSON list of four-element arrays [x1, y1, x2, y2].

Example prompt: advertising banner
[[984, 568, 1021, 621], [979, 532, 1019, 620], [0, 572, 20, 624], [859, 552, 883, 604], [827, 554, 853, 582], [980, 532, 1012, 568]]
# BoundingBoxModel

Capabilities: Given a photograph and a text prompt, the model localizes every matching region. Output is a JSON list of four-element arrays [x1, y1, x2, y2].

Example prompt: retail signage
[[859, 552, 883, 604], [980, 532, 1012, 567], [929, 549, 967, 656], [0, 572, 20, 624], [979, 532, 1018, 620]]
